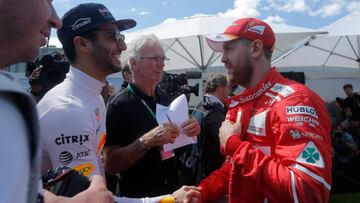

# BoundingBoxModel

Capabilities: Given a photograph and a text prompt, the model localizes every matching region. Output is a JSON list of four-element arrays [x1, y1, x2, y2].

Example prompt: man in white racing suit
[[38, 3, 136, 177]]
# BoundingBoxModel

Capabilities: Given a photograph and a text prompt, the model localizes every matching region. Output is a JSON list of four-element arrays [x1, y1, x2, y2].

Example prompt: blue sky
[[49, 0, 360, 46]]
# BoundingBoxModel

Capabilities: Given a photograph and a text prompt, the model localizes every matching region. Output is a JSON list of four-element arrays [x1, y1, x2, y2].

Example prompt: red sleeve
[[198, 159, 231, 202], [224, 94, 332, 203]]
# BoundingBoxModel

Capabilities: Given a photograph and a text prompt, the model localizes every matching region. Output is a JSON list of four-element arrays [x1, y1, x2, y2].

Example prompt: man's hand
[[44, 175, 114, 203], [29, 66, 42, 79], [143, 123, 180, 148], [172, 186, 202, 203], [219, 120, 241, 149], [72, 175, 114, 203], [181, 118, 200, 137]]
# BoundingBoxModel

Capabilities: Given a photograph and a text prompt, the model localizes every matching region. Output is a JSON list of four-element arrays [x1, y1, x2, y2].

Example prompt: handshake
[[42, 166, 179, 203]]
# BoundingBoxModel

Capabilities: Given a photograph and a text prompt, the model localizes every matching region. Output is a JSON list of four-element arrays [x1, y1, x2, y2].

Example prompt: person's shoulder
[[108, 87, 132, 106], [0, 71, 30, 96], [278, 78, 322, 101], [278, 77, 309, 93], [270, 79, 326, 116], [37, 91, 84, 120]]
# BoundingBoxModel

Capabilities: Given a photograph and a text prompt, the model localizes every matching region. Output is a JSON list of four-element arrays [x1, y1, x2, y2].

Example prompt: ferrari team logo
[[296, 141, 324, 168]]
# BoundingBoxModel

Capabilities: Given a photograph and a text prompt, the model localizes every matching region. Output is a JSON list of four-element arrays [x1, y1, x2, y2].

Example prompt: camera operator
[[27, 52, 70, 102], [158, 71, 200, 102]]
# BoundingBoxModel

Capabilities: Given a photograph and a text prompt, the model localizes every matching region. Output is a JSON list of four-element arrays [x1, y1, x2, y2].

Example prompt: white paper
[[156, 94, 197, 152]]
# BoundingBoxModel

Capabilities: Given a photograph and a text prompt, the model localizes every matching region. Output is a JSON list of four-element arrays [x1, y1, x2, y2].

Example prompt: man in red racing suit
[[172, 18, 331, 203], [198, 67, 332, 203]]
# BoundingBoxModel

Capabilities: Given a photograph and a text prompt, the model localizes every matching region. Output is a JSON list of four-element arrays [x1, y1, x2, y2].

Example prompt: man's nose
[[118, 40, 127, 51], [49, 4, 62, 29], [221, 53, 227, 64]]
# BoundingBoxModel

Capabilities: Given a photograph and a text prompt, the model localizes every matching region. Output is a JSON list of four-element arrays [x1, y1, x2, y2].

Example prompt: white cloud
[[262, 6, 271, 11], [162, 1, 167, 6], [160, 0, 262, 26], [218, 0, 261, 18], [310, 2, 343, 17], [264, 15, 285, 24], [347, 1, 360, 14], [264, 0, 348, 18], [162, 13, 210, 24], [139, 11, 150, 15], [129, 8, 150, 16], [277, 0, 310, 13]]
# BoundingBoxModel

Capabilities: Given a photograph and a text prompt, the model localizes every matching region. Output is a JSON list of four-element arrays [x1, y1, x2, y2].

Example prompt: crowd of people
[[330, 84, 360, 193], [0, 1, 338, 203]]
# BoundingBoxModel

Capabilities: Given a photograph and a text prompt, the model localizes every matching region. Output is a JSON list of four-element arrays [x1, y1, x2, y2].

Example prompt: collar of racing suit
[[225, 67, 282, 109], [66, 66, 105, 95]]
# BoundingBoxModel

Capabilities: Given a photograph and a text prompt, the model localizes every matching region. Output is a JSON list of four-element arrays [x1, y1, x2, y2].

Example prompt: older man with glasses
[[104, 34, 200, 198], [38, 3, 136, 180]]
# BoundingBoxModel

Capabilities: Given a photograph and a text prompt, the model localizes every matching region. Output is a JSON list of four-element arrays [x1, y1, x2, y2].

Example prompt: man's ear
[[73, 36, 92, 54], [250, 40, 263, 59], [129, 58, 137, 71]]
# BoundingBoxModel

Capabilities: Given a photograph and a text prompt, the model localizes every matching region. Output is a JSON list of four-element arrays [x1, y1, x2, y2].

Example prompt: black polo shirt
[[105, 83, 179, 197]]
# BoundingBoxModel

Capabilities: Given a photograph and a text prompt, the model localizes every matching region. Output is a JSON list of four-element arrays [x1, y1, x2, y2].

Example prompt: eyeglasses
[[91, 30, 125, 43], [139, 56, 170, 63]]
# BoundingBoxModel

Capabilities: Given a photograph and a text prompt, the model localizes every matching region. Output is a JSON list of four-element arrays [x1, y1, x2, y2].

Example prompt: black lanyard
[[127, 84, 157, 121]]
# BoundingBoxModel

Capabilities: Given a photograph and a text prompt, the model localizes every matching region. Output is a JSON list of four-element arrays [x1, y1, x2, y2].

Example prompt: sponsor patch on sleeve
[[73, 163, 95, 176], [270, 83, 295, 98], [286, 105, 318, 118], [296, 141, 324, 168]]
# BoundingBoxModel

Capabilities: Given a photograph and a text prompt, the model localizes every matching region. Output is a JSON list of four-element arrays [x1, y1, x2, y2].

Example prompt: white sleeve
[[39, 105, 103, 177], [0, 96, 30, 203], [114, 195, 173, 203]]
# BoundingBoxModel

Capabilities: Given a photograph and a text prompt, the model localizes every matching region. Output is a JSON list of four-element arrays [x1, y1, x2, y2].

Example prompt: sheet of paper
[[156, 94, 197, 152]]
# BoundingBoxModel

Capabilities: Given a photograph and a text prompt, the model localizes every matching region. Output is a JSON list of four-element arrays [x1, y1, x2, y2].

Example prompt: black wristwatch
[[137, 137, 148, 152]]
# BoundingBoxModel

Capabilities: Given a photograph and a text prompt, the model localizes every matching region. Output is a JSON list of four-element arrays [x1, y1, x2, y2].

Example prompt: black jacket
[[194, 95, 227, 183]]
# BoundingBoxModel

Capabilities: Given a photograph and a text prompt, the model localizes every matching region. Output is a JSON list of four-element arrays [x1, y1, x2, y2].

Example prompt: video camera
[[158, 71, 201, 101], [336, 97, 347, 109], [26, 52, 70, 98]]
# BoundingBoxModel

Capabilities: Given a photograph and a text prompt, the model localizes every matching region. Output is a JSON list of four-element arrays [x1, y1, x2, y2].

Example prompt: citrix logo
[[55, 134, 90, 145]]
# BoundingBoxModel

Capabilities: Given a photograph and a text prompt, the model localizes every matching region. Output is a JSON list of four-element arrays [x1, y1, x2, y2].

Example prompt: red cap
[[206, 18, 275, 53]]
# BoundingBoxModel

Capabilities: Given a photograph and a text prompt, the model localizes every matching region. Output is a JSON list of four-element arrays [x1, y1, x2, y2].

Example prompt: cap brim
[[114, 19, 137, 31], [205, 34, 239, 52]]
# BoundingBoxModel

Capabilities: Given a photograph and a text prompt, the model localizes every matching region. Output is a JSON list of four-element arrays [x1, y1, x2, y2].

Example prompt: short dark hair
[[343, 84, 353, 90], [62, 30, 98, 63], [239, 38, 272, 61], [205, 74, 228, 93]]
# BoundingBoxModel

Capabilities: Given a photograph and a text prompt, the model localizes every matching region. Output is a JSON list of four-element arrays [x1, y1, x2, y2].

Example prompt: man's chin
[[108, 65, 121, 74], [23, 48, 40, 63], [228, 76, 237, 85]]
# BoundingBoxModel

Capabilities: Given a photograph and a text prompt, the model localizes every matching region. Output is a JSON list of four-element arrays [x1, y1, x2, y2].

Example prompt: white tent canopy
[[271, 13, 360, 102], [123, 15, 322, 71], [273, 13, 360, 77]]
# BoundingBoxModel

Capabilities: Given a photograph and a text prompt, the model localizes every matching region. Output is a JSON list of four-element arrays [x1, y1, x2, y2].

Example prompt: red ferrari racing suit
[[199, 68, 332, 203]]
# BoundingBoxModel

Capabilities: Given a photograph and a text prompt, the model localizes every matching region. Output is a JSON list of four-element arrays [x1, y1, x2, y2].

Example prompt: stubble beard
[[91, 42, 121, 75], [231, 57, 253, 88]]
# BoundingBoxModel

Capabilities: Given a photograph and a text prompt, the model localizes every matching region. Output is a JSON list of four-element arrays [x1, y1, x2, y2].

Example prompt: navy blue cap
[[57, 3, 136, 44]]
